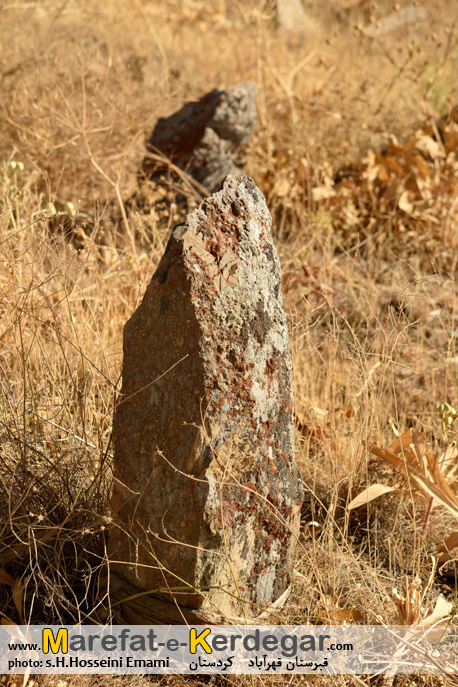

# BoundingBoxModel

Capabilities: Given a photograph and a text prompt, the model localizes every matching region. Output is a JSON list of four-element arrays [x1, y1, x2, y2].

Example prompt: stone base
[[106, 573, 291, 625]]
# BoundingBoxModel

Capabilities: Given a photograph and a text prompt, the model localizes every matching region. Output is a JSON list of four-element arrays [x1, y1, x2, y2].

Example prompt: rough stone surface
[[110, 175, 303, 619], [141, 83, 257, 193]]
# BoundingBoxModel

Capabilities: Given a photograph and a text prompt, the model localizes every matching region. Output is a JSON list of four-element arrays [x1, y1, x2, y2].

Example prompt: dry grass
[[2, 0, 458, 684]]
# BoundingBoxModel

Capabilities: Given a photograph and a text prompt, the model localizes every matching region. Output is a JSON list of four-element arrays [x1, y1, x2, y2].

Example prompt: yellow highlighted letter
[[42, 628, 68, 654], [189, 628, 212, 654]]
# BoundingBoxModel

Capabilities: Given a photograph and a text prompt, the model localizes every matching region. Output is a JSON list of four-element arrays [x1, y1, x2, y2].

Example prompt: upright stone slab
[[141, 83, 257, 193], [110, 175, 303, 621]]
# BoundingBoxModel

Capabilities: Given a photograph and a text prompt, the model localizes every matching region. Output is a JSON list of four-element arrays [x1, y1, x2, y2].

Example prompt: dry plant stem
[[143, 147, 209, 199], [138, 2, 170, 90], [83, 139, 138, 265], [422, 498, 434, 537]]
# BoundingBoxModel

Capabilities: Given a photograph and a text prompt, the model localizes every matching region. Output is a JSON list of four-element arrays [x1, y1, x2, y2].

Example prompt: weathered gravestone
[[141, 83, 257, 193], [110, 175, 303, 623]]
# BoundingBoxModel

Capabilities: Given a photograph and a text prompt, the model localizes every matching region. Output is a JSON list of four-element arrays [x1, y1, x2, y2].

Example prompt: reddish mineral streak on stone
[[110, 174, 303, 618]]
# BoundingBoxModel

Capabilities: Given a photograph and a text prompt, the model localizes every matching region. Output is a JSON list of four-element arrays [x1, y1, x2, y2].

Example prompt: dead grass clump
[[0, 168, 145, 624], [0, 437, 110, 624]]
